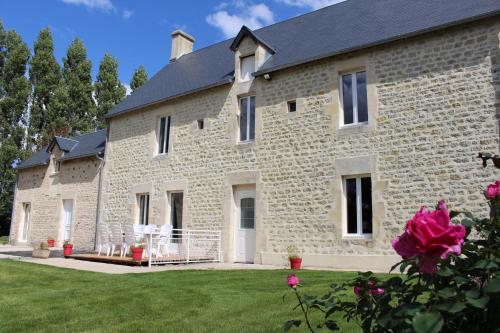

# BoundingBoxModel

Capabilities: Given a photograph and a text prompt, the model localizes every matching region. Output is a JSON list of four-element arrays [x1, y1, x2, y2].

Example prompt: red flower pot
[[47, 240, 55, 247], [132, 248, 144, 261], [290, 258, 302, 270], [63, 244, 73, 256]]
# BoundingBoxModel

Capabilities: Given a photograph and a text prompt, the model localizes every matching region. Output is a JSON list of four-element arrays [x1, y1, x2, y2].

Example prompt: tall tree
[[28, 28, 62, 150], [62, 38, 95, 134], [0, 29, 30, 236], [94, 53, 125, 129], [130, 65, 148, 92]]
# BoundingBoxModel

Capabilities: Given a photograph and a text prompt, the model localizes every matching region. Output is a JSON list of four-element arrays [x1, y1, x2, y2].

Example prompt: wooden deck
[[66, 254, 148, 266], [66, 253, 215, 266]]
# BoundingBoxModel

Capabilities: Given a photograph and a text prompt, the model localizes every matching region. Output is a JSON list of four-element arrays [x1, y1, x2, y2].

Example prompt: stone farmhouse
[[9, 0, 500, 270]]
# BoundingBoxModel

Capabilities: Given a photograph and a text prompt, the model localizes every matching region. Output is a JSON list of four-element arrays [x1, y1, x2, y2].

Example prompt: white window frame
[[137, 194, 150, 225], [239, 55, 255, 82], [19, 202, 31, 242], [239, 95, 255, 143], [342, 175, 372, 238], [157, 116, 171, 155], [339, 70, 368, 127]]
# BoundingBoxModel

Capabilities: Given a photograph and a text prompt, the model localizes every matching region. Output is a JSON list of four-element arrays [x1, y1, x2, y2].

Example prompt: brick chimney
[[170, 30, 195, 62]]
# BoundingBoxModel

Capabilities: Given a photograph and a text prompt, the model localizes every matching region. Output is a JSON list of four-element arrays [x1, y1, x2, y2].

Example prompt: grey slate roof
[[107, 0, 500, 119], [17, 129, 107, 170]]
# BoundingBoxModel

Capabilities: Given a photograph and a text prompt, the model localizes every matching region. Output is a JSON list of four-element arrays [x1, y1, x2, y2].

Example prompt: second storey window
[[137, 194, 149, 225], [53, 158, 61, 173], [340, 71, 368, 126], [344, 176, 372, 236], [157, 116, 171, 155], [240, 55, 255, 82], [239, 96, 255, 142]]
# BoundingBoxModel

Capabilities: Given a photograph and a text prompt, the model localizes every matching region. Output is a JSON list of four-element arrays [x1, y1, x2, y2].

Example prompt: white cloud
[[207, 1, 275, 38], [123, 83, 132, 96], [277, 0, 345, 10], [60, 0, 115, 11], [122, 9, 134, 19]]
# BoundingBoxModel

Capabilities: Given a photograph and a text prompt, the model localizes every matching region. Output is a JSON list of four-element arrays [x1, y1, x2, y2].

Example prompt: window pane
[[139, 195, 145, 225], [361, 177, 372, 234], [356, 71, 368, 123], [240, 98, 248, 141], [240, 56, 255, 82], [346, 178, 357, 234], [145, 195, 149, 225], [249, 96, 255, 140], [240, 198, 255, 229], [165, 116, 171, 154], [288, 101, 297, 112], [158, 117, 166, 154], [171, 193, 183, 230], [342, 74, 353, 124]]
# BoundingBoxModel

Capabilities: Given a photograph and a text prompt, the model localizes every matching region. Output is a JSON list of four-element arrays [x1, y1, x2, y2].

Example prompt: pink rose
[[392, 200, 466, 275], [370, 288, 385, 295], [484, 181, 500, 199], [353, 286, 362, 296], [287, 274, 300, 288]]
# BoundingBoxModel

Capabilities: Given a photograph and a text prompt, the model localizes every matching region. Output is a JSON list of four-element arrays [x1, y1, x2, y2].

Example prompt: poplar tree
[[28, 28, 62, 150], [94, 53, 125, 129], [62, 38, 95, 134], [130, 65, 148, 92], [0, 28, 30, 235]]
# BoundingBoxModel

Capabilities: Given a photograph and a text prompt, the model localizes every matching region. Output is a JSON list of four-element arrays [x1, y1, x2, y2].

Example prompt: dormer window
[[53, 158, 61, 173], [240, 55, 255, 82]]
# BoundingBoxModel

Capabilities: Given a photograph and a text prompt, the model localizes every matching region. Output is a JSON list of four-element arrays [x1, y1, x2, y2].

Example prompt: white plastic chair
[[97, 223, 112, 256], [121, 223, 135, 257], [108, 224, 123, 257], [155, 224, 173, 258], [133, 224, 145, 242]]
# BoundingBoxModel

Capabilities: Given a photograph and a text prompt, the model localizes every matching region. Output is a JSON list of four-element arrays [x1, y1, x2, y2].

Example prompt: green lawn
[[0, 236, 8, 244], [0, 260, 382, 333]]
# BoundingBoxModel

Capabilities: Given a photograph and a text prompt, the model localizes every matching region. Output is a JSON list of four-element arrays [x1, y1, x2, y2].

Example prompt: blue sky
[[1, 0, 343, 92]]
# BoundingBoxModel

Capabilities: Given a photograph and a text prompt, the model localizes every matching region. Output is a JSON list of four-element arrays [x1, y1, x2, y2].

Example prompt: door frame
[[60, 199, 74, 243], [234, 188, 256, 263], [19, 202, 31, 242]]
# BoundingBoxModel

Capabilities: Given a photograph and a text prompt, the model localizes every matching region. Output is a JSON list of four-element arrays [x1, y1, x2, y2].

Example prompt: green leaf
[[449, 210, 461, 219], [284, 320, 301, 331], [466, 295, 490, 308], [437, 266, 454, 277], [437, 287, 456, 299], [324, 320, 339, 331], [412, 312, 444, 333], [433, 301, 466, 313], [472, 260, 498, 270], [484, 277, 500, 294]]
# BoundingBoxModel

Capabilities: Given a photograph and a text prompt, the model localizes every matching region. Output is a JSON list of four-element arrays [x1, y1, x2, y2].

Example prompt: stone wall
[[101, 18, 500, 270], [10, 147, 101, 250]]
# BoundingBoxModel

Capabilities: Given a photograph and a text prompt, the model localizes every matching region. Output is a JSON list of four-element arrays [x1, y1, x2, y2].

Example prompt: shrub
[[284, 182, 500, 332]]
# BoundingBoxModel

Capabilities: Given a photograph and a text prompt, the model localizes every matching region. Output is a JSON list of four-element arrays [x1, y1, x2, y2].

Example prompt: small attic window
[[288, 100, 297, 113], [240, 55, 255, 82]]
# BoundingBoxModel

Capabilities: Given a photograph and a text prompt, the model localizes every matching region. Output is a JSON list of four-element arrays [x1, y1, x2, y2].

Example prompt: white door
[[63, 200, 74, 241], [20, 203, 31, 242], [235, 190, 256, 263]]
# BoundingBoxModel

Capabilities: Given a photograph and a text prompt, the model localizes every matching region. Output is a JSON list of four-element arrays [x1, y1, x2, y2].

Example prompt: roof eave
[[254, 10, 500, 77], [16, 160, 49, 170], [59, 151, 104, 162], [106, 77, 234, 119]]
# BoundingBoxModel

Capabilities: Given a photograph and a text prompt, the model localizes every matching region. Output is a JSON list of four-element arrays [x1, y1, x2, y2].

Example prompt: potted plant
[[287, 244, 302, 270], [47, 236, 55, 248], [131, 242, 145, 261], [63, 240, 73, 256], [32, 242, 50, 259]]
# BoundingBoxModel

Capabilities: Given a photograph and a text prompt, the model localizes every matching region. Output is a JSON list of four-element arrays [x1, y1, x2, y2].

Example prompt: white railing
[[146, 229, 222, 267]]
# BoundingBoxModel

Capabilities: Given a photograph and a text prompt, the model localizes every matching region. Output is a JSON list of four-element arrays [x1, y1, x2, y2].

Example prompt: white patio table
[[142, 225, 159, 259]]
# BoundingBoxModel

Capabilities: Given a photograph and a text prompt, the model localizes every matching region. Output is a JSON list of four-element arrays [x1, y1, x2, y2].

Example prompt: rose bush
[[284, 181, 500, 332]]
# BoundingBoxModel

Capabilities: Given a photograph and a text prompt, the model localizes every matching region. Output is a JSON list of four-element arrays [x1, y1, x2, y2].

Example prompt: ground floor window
[[170, 192, 183, 240], [20, 202, 31, 241], [137, 194, 150, 225], [343, 175, 372, 236]]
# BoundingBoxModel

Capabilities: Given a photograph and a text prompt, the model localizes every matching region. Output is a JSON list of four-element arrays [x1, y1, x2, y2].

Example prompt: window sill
[[153, 153, 170, 161], [342, 235, 373, 241], [338, 122, 372, 135], [236, 140, 255, 149]]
